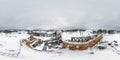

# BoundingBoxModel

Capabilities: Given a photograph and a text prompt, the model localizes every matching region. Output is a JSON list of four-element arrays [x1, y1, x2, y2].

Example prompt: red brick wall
[[62, 34, 103, 50]]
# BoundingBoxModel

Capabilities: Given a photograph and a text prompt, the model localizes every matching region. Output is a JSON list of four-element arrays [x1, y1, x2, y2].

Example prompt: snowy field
[[0, 33, 120, 60]]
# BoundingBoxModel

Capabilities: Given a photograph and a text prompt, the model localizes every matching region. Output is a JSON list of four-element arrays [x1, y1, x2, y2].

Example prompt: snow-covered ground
[[62, 31, 94, 40], [0, 33, 120, 60]]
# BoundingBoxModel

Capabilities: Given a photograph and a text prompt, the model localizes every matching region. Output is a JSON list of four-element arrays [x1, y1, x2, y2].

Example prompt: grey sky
[[0, 0, 120, 29]]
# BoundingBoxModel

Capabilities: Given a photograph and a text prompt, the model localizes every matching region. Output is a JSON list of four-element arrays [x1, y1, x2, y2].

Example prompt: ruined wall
[[62, 42, 68, 48], [62, 34, 103, 50], [25, 40, 31, 47]]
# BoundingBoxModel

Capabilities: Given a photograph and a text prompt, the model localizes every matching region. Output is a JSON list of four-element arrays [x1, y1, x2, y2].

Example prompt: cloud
[[0, 0, 120, 29]]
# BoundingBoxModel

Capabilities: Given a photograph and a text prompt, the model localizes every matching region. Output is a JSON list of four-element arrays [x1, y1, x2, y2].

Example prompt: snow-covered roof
[[34, 36, 52, 41], [33, 42, 45, 50]]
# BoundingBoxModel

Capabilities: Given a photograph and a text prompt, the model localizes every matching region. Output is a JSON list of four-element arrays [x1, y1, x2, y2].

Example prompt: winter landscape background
[[0, 0, 120, 60]]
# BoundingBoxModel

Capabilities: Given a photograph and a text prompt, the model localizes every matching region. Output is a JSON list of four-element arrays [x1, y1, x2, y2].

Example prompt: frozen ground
[[0, 33, 120, 60]]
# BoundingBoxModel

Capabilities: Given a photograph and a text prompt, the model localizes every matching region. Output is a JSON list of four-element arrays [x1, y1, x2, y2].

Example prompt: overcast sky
[[0, 0, 120, 29]]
